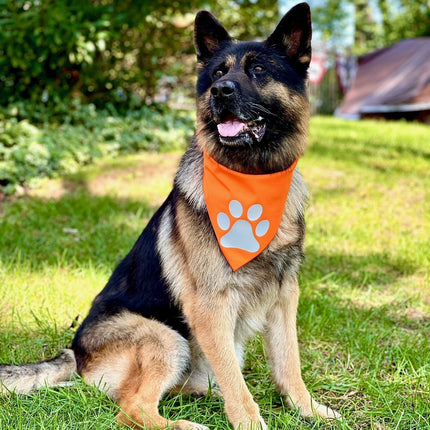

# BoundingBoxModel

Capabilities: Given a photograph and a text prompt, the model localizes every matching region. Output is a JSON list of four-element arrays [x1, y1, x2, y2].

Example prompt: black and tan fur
[[0, 4, 340, 429]]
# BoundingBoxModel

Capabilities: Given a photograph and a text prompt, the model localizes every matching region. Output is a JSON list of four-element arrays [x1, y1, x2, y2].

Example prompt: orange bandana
[[203, 151, 298, 271]]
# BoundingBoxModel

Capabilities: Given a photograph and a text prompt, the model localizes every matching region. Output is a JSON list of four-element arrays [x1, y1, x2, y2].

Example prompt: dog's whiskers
[[248, 103, 276, 118]]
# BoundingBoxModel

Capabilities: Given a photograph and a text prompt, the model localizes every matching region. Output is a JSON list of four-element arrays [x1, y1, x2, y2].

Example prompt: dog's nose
[[211, 80, 236, 98]]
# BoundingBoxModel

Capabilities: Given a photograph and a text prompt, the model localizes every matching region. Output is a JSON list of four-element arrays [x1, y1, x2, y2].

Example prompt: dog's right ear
[[194, 11, 232, 64]]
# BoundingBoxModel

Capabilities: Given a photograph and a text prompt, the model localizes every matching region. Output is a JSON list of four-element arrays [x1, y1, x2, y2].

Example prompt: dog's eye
[[253, 65, 265, 73], [214, 70, 224, 78]]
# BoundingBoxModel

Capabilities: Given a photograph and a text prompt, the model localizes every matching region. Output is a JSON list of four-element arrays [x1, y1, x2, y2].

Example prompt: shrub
[[0, 101, 194, 195]]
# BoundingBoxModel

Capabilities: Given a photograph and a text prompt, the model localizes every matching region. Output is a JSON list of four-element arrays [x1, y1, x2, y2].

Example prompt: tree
[[0, 1, 206, 106], [379, 0, 430, 45], [0, 0, 280, 108], [311, 0, 430, 54]]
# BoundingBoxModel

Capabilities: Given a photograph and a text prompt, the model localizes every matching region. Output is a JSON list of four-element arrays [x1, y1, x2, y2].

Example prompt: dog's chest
[[228, 267, 281, 339]]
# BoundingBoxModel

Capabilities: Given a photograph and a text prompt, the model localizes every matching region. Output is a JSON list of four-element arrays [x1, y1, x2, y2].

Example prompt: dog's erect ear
[[265, 2, 312, 73], [194, 11, 232, 64]]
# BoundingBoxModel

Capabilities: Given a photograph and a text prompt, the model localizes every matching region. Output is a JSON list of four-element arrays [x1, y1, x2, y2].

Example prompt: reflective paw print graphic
[[217, 200, 270, 252]]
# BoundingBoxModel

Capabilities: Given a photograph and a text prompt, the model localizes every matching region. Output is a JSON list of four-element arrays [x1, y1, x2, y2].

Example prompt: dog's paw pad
[[217, 200, 270, 252]]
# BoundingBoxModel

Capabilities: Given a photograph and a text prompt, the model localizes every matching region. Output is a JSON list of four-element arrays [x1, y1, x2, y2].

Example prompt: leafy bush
[[0, 1, 206, 107], [0, 101, 194, 195], [0, 1, 280, 108]]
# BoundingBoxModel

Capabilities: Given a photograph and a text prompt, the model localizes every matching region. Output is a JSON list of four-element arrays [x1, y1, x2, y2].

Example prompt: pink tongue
[[217, 119, 246, 137]]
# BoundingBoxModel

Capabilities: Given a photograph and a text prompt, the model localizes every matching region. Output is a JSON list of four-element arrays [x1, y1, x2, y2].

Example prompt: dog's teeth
[[248, 116, 264, 127]]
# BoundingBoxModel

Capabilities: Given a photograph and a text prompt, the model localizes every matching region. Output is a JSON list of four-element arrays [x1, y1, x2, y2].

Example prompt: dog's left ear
[[266, 2, 312, 73], [194, 11, 232, 64]]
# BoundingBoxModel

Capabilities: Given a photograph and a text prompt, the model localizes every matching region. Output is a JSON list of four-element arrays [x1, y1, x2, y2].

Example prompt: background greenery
[[1, 0, 427, 107], [0, 117, 429, 429], [0, 0, 280, 194], [1, 0, 429, 195], [0, 0, 279, 107], [310, 0, 429, 54], [0, 101, 194, 195]]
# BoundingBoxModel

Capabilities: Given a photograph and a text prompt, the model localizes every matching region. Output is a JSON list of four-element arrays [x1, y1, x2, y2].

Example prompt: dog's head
[[194, 3, 312, 173]]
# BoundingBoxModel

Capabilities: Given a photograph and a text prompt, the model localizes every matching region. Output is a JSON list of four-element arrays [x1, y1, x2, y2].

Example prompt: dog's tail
[[0, 349, 76, 394]]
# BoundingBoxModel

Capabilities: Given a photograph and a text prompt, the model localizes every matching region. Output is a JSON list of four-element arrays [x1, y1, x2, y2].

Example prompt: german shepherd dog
[[0, 3, 340, 429]]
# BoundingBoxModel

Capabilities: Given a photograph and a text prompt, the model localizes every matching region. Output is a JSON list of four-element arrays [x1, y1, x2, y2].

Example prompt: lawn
[[0, 116, 429, 429]]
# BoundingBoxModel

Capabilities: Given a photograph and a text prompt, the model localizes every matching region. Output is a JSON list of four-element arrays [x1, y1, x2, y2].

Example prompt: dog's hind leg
[[116, 343, 208, 430], [81, 315, 208, 429], [263, 277, 341, 421]]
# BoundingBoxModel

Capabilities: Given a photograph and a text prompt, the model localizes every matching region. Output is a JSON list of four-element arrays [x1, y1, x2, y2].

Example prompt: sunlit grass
[[0, 117, 429, 429]]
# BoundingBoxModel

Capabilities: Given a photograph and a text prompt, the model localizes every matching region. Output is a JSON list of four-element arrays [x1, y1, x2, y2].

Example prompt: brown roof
[[337, 38, 430, 118]]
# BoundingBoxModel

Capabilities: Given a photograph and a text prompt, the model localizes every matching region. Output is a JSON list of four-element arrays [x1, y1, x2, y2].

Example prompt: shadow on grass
[[0, 170, 421, 299], [1, 151, 183, 272], [308, 141, 430, 175], [0, 185, 161, 271], [308, 120, 430, 172], [302, 246, 417, 290]]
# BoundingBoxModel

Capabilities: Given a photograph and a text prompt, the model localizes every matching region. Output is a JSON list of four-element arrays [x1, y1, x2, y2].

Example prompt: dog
[[0, 3, 340, 429]]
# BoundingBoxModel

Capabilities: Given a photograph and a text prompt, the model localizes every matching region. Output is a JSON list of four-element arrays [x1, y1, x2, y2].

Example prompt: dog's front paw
[[235, 417, 267, 430], [302, 399, 341, 420], [286, 393, 341, 421], [173, 419, 209, 430]]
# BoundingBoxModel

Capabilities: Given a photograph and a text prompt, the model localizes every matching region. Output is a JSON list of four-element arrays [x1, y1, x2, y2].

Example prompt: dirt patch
[[85, 152, 181, 199], [28, 152, 182, 202]]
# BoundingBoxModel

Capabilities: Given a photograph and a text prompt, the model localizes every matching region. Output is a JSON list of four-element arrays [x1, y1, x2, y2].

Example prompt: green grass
[[0, 116, 429, 429]]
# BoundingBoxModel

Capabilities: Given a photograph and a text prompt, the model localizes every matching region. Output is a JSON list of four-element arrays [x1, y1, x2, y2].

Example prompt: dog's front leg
[[263, 277, 340, 420], [184, 291, 266, 430]]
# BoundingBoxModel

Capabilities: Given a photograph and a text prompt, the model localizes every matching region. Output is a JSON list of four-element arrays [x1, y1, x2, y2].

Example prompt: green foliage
[[0, 101, 194, 195], [381, 0, 430, 44], [206, 0, 279, 40], [0, 0, 203, 106], [312, 0, 430, 54], [0, 1, 281, 108], [0, 1, 111, 105], [0, 0, 281, 195]]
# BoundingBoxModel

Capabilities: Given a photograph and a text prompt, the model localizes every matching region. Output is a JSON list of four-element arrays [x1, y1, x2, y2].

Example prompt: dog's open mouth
[[216, 115, 266, 145]]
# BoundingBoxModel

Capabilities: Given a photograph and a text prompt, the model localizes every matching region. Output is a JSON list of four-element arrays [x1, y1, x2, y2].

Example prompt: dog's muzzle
[[210, 80, 266, 146]]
